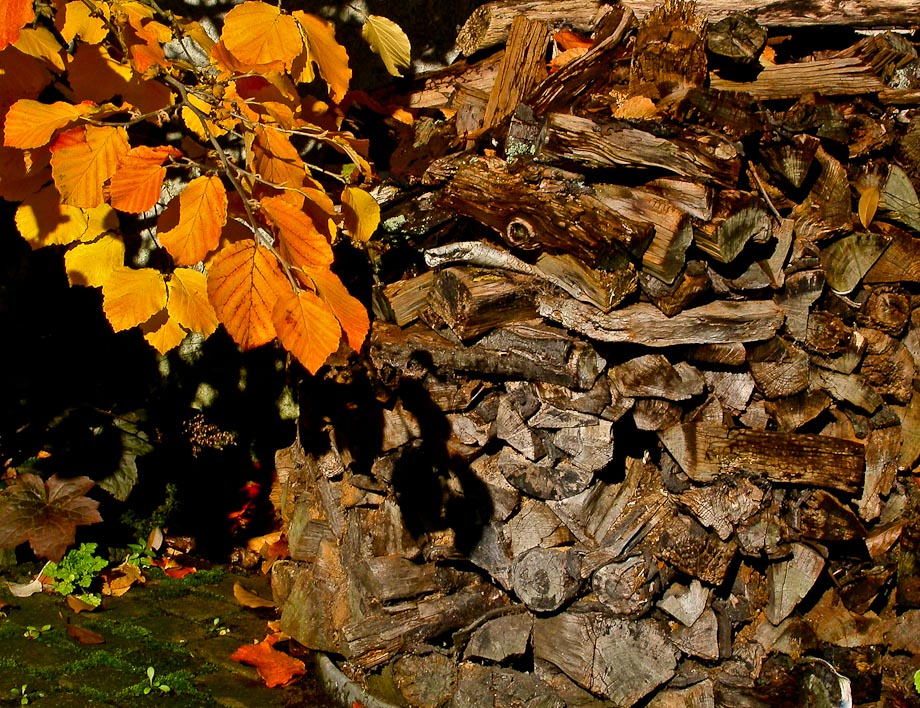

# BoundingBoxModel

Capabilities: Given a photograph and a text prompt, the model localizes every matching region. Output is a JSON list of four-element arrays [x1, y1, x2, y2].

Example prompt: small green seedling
[[10, 684, 43, 705], [914, 668, 919, 695], [44, 543, 108, 597], [208, 617, 229, 636], [143, 667, 170, 695], [22, 624, 51, 640]]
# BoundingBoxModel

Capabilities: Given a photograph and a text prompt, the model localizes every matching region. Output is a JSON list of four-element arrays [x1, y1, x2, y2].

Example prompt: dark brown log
[[658, 422, 865, 494], [747, 337, 810, 399], [609, 354, 704, 400], [651, 512, 738, 585], [859, 328, 915, 404], [536, 252, 636, 312], [760, 133, 820, 189], [639, 260, 712, 315], [707, 13, 767, 66], [764, 389, 832, 432], [591, 556, 658, 616], [793, 489, 866, 542]]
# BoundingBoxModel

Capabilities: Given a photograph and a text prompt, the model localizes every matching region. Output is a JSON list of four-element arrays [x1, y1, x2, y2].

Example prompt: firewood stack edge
[[271, 1, 920, 706]]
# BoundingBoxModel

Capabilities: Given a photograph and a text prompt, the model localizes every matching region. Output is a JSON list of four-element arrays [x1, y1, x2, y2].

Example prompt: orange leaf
[[50, 124, 129, 207], [260, 196, 333, 269], [167, 267, 219, 337], [231, 634, 306, 688], [207, 238, 289, 350], [64, 234, 125, 287], [0, 0, 34, 51], [554, 29, 593, 51], [858, 184, 880, 229], [3, 99, 87, 150], [101, 266, 167, 331], [66, 43, 173, 115], [303, 266, 368, 352], [110, 145, 180, 213], [249, 125, 308, 190], [341, 186, 380, 243], [293, 12, 351, 103], [158, 175, 227, 264], [0, 46, 52, 115], [272, 288, 341, 374], [221, 2, 302, 71]]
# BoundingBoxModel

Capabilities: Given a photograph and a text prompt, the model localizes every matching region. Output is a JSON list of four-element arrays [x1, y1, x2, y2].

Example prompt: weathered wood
[[511, 546, 582, 612], [693, 191, 771, 264], [651, 512, 738, 585], [657, 579, 709, 627], [453, 662, 566, 708], [639, 260, 711, 315], [747, 337, 810, 399], [464, 613, 533, 662], [592, 555, 658, 616], [659, 422, 865, 494], [676, 477, 766, 541], [506, 497, 573, 557], [538, 297, 784, 346], [766, 542, 825, 625], [793, 489, 866, 542], [498, 447, 594, 500], [711, 58, 886, 100], [706, 13, 767, 66]]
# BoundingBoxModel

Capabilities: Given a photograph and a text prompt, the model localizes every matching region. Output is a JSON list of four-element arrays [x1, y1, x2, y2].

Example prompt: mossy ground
[[0, 568, 331, 707]]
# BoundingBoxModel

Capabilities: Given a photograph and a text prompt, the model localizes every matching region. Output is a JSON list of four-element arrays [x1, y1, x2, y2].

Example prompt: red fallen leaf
[[66, 624, 105, 645], [231, 633, 306, 688], [163, 566, 197, 579]]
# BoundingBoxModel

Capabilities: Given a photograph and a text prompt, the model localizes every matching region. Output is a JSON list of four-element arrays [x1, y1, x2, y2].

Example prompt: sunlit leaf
[[303, 265, 368, 352], [167, 267, 219, 337], [293, 12, 351, 103], [59, 0, 109, 45], [3, 99, 88, 150], [260, 195, 334, 269], [249, 125, 308, 190], [221, 2, 302, 71], [206, 238, 289, 350], [858, 184, 879, 229], [140, 309, 186, 354], [361, 15, 411, 78], [0, 0, 34, 51], [0, 474, 102, 562], [50, 124, 129, 208], [181, 93, 232, 140], [16, 185, 90, 248], [231, 633, 306, 688], [110, 145, 180, 214], [65, 234, 125, 287], [101, 266, 168, 331], [158, 174, 227, 264], [341, 186, 380, 243], [14, 27, 66, 71], [272, 286, 341, 375]]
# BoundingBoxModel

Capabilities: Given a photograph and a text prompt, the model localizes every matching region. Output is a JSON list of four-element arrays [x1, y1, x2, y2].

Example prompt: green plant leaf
[[361, 15, 410, 77]]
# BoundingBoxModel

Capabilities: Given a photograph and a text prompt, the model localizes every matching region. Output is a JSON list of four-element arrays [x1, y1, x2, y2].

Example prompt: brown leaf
[[233, 581, 275, 609], [66, 624, 105, 644], [66, 595, 98, 613]]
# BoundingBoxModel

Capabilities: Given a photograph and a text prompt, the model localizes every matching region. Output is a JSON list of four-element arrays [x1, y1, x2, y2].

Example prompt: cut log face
[[276, 2, 920, 705]]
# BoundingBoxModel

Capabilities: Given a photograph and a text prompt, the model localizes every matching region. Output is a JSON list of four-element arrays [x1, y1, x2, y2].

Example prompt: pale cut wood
[[658, 422, 865, 494], [710, 58, 886, 100], [622, 0, 920, 28], [506, 497, 573, 557], [645, 680, 716, 708], [510, 546, 582, 612], [455, 0, 602, 56], [669, 608, 720, 660], [538, 296, 784, 346], [464, 613, 533, 662], [592, 556, 658, 616], [766, 542, 825, 625], [657, 579, 709, 627]]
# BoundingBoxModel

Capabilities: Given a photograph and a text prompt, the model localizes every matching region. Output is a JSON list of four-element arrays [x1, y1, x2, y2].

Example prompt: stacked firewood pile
[[271, 1, 920, 706]]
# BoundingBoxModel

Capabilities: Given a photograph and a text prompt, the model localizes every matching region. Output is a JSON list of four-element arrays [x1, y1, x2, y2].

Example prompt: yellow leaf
[[361, 15, 411, 78], [167, 268, 219, 337], [16, 186, 117, 249], [140, 309, 186, 353], [206, 238, 289, 350], [0, 0, 34, 52], [341, 186, 380, 243], [303, 266, 368, 352], [3, 99, 87, 150], [272, 288, 341, 374], [158, 175, 227, 265], [102, 265, 167, 331], [50, 124, 129, 207], [60, 0, 109, 45], [858, 184, 880, 229], [220, 2, 302, 71], [181, 93, 232, 140], [64, 234, 125, 287], [260, 196, 334, 269], [14, 27, 65, 71], [110, 145, 180, 214], [292, 12, 351, 103]]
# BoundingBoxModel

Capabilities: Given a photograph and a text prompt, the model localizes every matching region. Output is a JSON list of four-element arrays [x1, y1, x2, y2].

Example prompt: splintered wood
[[274, 1, 920, 706]]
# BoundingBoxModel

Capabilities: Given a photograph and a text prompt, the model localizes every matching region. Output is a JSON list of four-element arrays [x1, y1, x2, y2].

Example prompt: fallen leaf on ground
[[66, 595, 99, 613], [5, 578, 42, 597], [101, 559, 145, 597], [66, 624, 105, 644], [233, 581, 275, 609], [231, 633, 305, 687]]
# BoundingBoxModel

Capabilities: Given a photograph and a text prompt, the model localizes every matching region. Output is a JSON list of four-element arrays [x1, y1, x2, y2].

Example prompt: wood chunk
[[644, 178, 715, 220], [864, 226, 920, 283], [879, 164, 920, 231], [610, 354, 704, 400], [703, 369, 755, 411], [766, 542, 825, 625], [821, 232, 892, 294], [510, 546, 582, 612], [393, 653, 458, 708], [540, 297, 784, 346], [775, 269, 825, 341], [859, 424, 901, 522], [747, 337, 810, 399], [645, 679, 716, 708], [811, 367, 883, 413], [896, 392, 920, 469], [496, 396, 546, 460], [676, 478, 766, 541], [694, 191, 772, 264], [659, 422, 865, 494], [629, 0, 707, 99], [536, 252, 633, 312], [534, 611, 678, 705], [592, 555, 658, 616], [498, 447, 594, 500], [530, 403, 599, 429], [793, 148, 852, 242], [632, 398, 684, 431], [860, 328, 915, 404], [652, 512, 738, 585], [793, 489, 867, 542], [535, 112, 741, 187], [464, 613, 533, 662], [670, 608, 720, 660], [506, 497, 573, 557], [762, 133, 820, 190], [689, 342, 748, 366], [658, 579, 710, 627], [765, 389, 832, 431], [453, 662, 566, 708], [552, 420, 615, 473], [639, 260, 712, 314], [469, 454, 521, 522], [707, 13, 767, 66], [711, 58, 886, 100], [535, 377, 611, 417], [383, 271, 436, 326], [858, 286, 910, 335]]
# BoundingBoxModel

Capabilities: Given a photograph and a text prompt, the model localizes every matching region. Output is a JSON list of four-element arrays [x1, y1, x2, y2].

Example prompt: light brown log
[[766, 542, 825, 624], [510, 546, 582, 612], [710, 58, 886, 100]]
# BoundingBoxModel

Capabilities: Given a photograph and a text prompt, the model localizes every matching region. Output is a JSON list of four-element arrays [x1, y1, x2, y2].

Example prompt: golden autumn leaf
[[292, 12, 351, 103], [14, 27, 66, 72], [101, 266, 167, 331], [15, 185, 118, 248], [110, 145, 181, 214], [64, 234, 125, 287], [361, 15, 411, 78], [59, 0, 109, 45], [220, 2, 302, 71], [340, 186, 380, 243], [207, 238, 289, 350], [50, 124, 129, 207], [66, 43, 173, 115], [3, 99, 89, 150], [303, 266, 368, 352], [0, 0, 34, 51], [260, 195, 334, 269], [858, 184, 880, 229], [181, 93, 233, 140], [140, 309, 186, 353], [272, 288, 341, 374], [158, 175, 227, 264], [249, 125, 308, 190], [167, 268, 219, 337]]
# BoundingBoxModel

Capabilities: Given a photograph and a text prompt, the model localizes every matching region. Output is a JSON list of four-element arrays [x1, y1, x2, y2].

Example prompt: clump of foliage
[[44, 541, 108, 596], [0, 0, 410, 374]]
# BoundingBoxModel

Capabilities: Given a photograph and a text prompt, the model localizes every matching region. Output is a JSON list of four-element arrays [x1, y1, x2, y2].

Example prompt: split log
[[510, 546, 582, 612]]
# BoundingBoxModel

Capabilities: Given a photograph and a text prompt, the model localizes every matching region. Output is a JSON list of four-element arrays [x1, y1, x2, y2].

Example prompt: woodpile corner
[[272, 1, 920, 706]]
